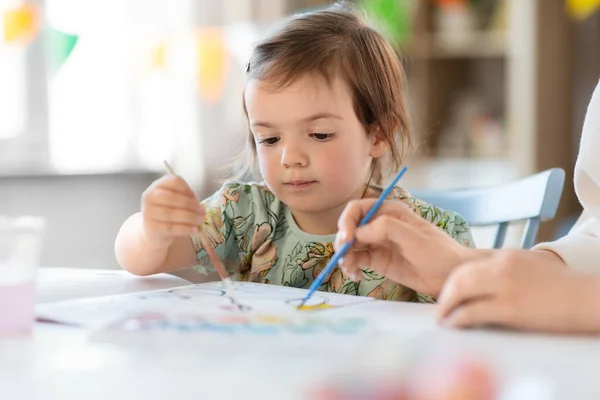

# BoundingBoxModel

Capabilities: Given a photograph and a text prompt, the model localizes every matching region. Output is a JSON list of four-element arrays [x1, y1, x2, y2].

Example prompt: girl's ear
[[369, 125, 389, 158]]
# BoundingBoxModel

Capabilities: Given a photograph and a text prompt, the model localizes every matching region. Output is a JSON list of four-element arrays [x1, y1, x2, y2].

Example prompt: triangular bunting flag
[[46, 26, 79, 73], [358, 0, 413, 46]]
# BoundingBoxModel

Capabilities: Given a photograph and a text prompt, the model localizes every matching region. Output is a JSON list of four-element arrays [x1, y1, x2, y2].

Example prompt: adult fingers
[[436, 261, 500, 320], [336, 199, 377, 248], [336, 200, 423, 249], [353, 215, 421, 249], [442, 299, 515, 330], [340, 248, 372, 282]]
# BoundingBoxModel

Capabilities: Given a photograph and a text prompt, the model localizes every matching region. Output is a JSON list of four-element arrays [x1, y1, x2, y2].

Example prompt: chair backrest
[[408, 168, 566, 249]]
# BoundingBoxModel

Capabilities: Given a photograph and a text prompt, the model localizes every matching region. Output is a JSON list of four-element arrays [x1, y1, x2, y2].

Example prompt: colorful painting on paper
[[35, 281, 375, 328]]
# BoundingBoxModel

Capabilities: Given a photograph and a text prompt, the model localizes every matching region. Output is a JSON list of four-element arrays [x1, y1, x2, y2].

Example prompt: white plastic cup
[[0, 216, 45, 336]]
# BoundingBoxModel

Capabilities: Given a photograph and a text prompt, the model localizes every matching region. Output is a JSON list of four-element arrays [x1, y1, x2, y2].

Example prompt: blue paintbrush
[[297, 166, 408, 309]]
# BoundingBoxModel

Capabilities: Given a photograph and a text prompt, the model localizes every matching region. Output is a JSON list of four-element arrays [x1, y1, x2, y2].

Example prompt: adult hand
[[335, 199, 478, 298], [438, 249, 600, 333]]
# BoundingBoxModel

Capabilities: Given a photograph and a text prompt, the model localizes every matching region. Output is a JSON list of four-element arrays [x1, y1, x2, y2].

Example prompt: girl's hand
[[335, 199, 478, 298], [141, 174, 205, 247], [437, 250, 600, 333]]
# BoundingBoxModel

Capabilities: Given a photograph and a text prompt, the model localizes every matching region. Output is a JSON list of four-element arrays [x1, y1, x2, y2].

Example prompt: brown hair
[[233, 1, 411, 186]]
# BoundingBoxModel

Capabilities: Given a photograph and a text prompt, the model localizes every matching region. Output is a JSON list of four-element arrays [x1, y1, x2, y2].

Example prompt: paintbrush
[[297, 166, 408, 309], [162, 161, 240, 305]]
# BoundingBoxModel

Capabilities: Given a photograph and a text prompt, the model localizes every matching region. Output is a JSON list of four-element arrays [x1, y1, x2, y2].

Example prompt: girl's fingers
[[144, 220, 198, 236], [145, 189, 203, 214], [147, 204, 204, 226], [143, 175, 199, 207], [156, 175, 197, 198]]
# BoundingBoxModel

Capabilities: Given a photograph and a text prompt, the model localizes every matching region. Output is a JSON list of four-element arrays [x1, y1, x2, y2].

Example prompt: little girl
[[115, 3, 474, 302]]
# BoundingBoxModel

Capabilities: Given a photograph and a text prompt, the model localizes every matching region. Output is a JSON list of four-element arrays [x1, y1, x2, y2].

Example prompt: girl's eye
[[311, 133, 333, 141], [258, 137, 280, 145]]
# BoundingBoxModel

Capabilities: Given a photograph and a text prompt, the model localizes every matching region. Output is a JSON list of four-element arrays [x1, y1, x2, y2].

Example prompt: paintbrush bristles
[[297, 299, 307, 310]]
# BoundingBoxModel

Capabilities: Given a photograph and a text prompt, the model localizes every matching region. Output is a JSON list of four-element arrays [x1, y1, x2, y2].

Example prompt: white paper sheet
[[36, 281, 375, 327]]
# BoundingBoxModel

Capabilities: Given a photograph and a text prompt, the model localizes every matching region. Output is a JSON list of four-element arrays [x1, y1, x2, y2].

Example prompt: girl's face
[[244, 74, 388, 226]]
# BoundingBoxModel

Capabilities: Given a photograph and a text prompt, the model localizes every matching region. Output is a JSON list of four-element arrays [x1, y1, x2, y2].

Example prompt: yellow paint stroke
[[297, 304, 335, 311], [3, 3, 38, 45], [253, 315, 287, 324]]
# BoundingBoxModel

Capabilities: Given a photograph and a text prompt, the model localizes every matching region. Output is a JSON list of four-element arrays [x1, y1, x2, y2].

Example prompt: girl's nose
[[281, 144, 308, 167]]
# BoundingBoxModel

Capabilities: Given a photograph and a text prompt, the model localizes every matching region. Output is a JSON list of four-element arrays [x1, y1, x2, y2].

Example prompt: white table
[[36, 267, 192, 303], [1, 268, 600, 400]]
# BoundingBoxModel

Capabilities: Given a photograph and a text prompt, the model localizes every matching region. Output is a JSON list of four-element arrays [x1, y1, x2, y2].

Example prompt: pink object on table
[[0, 216, 45, 336], [0, 281, 36, 335]]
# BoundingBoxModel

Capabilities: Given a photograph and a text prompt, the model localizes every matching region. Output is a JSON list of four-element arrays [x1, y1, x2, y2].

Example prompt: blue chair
[[409, 168, 566, 249]]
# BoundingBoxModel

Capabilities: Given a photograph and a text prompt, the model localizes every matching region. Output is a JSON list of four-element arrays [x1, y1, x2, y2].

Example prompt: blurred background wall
[[0, 0, 599, 269]]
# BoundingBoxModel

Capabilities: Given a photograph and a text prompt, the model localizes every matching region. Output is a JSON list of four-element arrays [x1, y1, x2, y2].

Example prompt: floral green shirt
[[191, 181, 474, 303]]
